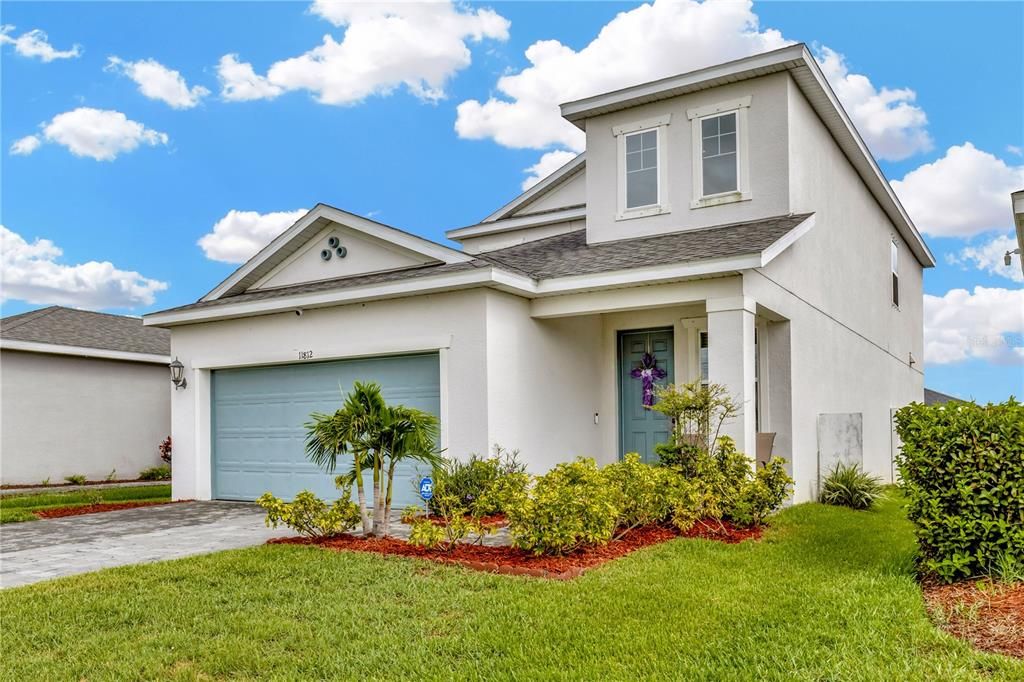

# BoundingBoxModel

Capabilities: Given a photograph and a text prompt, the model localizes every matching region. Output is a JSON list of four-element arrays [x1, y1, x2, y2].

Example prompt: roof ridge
[[0, 305, 61, 332]]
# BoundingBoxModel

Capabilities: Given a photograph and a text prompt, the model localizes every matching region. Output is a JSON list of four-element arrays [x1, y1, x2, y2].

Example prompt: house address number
[[298, 350, 314, 360]]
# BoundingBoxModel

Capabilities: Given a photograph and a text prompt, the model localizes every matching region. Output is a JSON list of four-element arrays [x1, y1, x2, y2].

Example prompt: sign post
[[419, 476, 433, 517]]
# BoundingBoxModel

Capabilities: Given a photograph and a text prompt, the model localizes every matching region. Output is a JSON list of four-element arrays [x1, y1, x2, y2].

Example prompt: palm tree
[[304, 381, 441, 537], [304, 381, 386, 534]]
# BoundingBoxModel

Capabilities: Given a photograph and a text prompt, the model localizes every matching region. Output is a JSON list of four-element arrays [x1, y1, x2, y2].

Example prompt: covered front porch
[[527, 277, 792, 471]]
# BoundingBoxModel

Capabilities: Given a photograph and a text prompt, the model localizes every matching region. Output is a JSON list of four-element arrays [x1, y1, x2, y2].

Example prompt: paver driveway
[[0, 501, 293, 589]]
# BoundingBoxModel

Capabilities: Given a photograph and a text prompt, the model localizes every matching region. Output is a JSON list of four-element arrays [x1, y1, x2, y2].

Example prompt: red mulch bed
[[923, 579, 1024, 659], [269, 520, 761, 580], [34, 500, 180, 519]]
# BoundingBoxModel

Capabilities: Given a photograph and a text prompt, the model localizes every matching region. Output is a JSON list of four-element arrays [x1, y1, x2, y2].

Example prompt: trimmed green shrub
[[604, 453, 675, 535], [139, 466, 171, 481], [64, 474, 87, 485], [256, 489, 360, 539], [895, 399, 1024, 582], [731, 458, 793, 526], [506, 458, 619, 555], [819, 462, 884, 510]]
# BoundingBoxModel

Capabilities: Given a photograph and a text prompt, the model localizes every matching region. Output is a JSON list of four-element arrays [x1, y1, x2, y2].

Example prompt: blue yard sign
[[419, 477, 434, 501]]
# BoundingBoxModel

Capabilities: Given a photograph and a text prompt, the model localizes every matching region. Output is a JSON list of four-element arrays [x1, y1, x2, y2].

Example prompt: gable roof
[[924, 388, 963, 406], [1, 306, 170, 360], [202, 203, 474, 302], [559, 43, 935, 268], [145, 212, 813, 326], [476, 213, 813, 279]]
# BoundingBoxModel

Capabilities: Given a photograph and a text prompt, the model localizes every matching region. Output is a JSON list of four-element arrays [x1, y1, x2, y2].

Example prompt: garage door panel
[[212, 353, 439, 506]]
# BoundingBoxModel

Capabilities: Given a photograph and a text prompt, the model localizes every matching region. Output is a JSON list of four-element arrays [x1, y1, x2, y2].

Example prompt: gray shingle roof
[[1, 306, 170, 356], [924, 388, 963, 406], [149, 213, 811, 316], [474, 213, 812, 279]]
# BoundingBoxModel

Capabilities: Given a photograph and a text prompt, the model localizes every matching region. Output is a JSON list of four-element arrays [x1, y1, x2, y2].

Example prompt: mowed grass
[[1, 495, 1020, 680], [0, 485, 171, 524]]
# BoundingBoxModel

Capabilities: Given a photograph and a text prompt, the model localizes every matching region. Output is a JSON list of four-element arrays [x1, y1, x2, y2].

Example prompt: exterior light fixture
[[1005, 248, 1020, 267], [169, 357, 188, 390]]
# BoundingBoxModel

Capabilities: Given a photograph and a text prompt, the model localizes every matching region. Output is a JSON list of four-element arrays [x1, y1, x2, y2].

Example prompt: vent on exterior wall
[[321, 236, 347, 261]]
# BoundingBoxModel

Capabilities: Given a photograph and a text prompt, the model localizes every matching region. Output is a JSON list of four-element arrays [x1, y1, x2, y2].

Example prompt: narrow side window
[[891, 239, 900, 308], [624, 129, 659, 209]]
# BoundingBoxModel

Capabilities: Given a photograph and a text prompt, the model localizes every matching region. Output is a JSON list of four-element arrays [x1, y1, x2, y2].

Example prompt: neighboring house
[[923, 388, 962, 406], [145, 44, 933, 505], [1011, 189, 1023, 276], [1, 306, 171, 485]]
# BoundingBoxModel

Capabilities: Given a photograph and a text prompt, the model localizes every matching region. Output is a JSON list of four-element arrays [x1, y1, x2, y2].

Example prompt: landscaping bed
[[34, 500, 181, 519], [269, 519, 759, 579], [924, 580, 1024, 659]]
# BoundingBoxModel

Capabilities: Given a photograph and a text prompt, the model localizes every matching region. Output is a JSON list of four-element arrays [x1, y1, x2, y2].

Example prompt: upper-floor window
[[701, 112, 738, 196], [613, 113, 671, 220], [891, 238, 900, 308], [625, 129, 659, 209], [687, 96, 751, 208]]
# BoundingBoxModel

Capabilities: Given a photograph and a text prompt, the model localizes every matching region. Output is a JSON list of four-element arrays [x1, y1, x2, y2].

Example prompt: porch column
[[706, 296, 757, 458]]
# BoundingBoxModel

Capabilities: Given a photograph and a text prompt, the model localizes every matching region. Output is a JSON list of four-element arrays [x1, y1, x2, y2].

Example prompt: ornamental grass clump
[[895, 399, 1024, 582], [819, 462, 884, 510]]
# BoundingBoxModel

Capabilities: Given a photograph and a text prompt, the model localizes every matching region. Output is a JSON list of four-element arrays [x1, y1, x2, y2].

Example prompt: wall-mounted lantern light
[[169, 357, 188, 390]]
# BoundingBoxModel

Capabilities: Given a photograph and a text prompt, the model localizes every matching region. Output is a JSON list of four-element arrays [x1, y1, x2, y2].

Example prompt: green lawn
[[1, 495, 1020, 680], [0, 485, 171, 524]]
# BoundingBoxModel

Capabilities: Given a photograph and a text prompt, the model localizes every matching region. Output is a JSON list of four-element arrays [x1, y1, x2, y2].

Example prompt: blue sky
[[2, 1, 1022, 402]]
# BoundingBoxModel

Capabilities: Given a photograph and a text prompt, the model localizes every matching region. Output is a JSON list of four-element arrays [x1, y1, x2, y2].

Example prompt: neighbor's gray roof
[[475, 213, 812, 279], [151, 213, 810, 316], [0, 306, 170, 356], [924, 388, 963, 406]]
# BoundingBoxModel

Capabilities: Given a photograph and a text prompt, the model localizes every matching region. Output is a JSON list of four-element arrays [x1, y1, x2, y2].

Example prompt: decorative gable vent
[[320, 235, 348, 261]]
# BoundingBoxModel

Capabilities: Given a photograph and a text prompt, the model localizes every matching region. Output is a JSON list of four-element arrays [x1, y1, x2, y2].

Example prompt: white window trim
[[891, 236, 900, 310], [614, 114, 671, 221], [687, 96, 751, 209]]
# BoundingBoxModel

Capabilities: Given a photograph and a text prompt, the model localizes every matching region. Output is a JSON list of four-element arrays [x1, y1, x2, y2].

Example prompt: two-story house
[[146, 44, 933, 506]]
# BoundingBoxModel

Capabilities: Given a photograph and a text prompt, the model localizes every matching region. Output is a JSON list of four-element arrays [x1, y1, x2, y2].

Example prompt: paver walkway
[[0, 501, 293, 589]]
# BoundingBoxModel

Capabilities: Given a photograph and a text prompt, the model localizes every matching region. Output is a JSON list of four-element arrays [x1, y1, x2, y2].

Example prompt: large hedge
[[894, 399, 1023, 582]]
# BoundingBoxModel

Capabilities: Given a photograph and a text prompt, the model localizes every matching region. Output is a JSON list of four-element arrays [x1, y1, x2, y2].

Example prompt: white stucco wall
[[0, 350, 169, 484], [738, 76, 925, 501], [164, 289, 494, 500], [584, 72, 792, 244]]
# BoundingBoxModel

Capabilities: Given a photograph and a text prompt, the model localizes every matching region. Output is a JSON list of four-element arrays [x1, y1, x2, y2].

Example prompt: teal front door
[[619, 329, 674, 464]]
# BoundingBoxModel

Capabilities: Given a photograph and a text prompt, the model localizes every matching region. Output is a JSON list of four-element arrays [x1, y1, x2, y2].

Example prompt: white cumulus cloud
[[454, 0, 934, 186], [198, 209, 309, 264], [948, 233, 1024, 284], [521, 150, 579, 191], [924, 286, 1024, 366], [11, 108, 169, 161], [218, 1, 509, 105], [106, 56, 210, 109], [891, 143, 1024, 238], [0, 25, 81, 62], [0, 226, 167, 309]]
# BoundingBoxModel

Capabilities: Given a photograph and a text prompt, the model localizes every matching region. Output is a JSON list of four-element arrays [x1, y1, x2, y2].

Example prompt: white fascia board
[[202, 204, 473, 303], [0, 339, 170, 365], [145, 267, 535, 327], [446, 206, 587, 241], [760, 214, 816, 265], [476, 153, 586, 225], [560, 44, 805, 124]]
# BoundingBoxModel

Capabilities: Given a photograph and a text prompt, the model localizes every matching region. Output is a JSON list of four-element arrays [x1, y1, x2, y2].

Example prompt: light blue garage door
[[212, 353, 440, 507]]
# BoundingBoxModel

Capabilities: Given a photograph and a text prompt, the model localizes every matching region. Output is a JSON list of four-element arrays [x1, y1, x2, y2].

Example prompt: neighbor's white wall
[[740, 77, 925, 501], [164, 289, 491, 501], [0, 350, 169, 484], [252, 225, 433, 290], [584, 72, 791, 244]]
